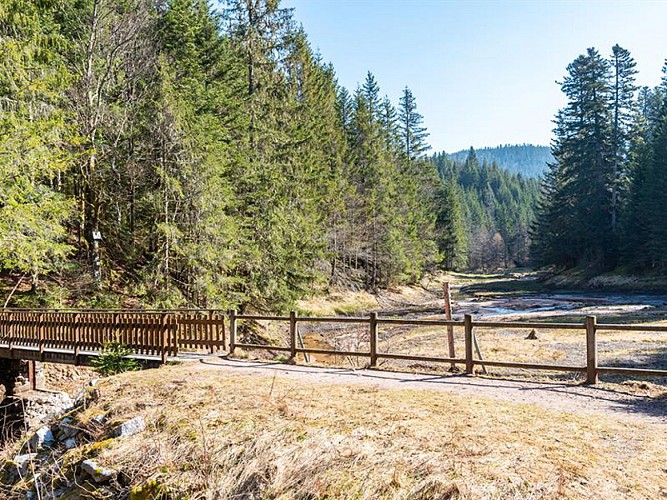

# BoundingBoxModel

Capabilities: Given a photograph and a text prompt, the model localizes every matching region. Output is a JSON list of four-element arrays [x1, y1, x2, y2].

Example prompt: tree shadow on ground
[[205, 357, 667, 423]]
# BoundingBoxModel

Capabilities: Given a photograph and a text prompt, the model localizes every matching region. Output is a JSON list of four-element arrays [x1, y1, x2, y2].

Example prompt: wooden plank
[[171, 315, 179, 356], [208, 310, 214, 354], [152, 315, 158, 356], [369, 312, 378, 367], [443, 282, 456, 370], [586, 315, 598, 385], [198, 313, 204, 350], [597, 366, 667, 377], [236, 314, 290, 321], [289, 310, 297, 359], [295, 347, 369, 357], [377, 318, 464, 327], [132, 315, 138, 351], [186, 313, 192, 350], [221, 343, 292, 352], [464, 314, 473, 374], [74, 313, 81, 364], [160, 313, 168, 363], [28, 360, 36, 390], [378, 353, 467, 364], [297, 316, 373, 324], [474, 360, 586, 372], [38, 313, 44, 360], [214, 311, 222, 353], [472, 331, 488, 375], [596, 324, 667, 332], [143, 315, 149, 355], [229, 310, 237, 355], [473, 321, 583, 330], [296, 326, 309, 363]]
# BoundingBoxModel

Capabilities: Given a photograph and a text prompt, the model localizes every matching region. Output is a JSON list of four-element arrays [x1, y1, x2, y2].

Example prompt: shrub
[[91, 342, 139, 376]]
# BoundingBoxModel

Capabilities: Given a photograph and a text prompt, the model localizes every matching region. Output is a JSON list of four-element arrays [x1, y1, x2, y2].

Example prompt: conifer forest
[[1, 0, 666, 312]]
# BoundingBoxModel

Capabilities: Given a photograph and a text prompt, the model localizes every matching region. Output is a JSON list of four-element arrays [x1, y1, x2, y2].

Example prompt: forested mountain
[[448, 144, 552, 178], [533, 45, 667, 272], [0, 0, 456, 311], [432, 150, 541, 270]]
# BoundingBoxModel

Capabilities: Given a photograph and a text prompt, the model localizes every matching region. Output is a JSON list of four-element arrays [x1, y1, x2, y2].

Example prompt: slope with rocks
[[1, 361, 665, 499]]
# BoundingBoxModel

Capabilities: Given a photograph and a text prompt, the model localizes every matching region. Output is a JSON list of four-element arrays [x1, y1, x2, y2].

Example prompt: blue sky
[[282, 0, 667, 152]]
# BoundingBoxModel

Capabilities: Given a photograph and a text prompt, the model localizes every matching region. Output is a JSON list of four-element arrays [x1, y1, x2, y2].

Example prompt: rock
[[57, 417, 80, 439], [64, 437, 77, 449], [13, 453, 38, 476], [26, 426, 55, 452], [91, 412, 108, 425], [525, 329, 538, 340], [21, 391, 74, 428], [113, 416, 146, 438], [81, 459, 117, 483]]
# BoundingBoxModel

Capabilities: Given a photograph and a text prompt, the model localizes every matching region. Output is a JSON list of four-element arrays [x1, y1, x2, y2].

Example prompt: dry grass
[[4, 363, 665, 499], [297, 290, 379, 317]]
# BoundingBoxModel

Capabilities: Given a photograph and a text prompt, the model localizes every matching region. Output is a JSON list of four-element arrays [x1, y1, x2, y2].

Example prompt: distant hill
[[448, 144, 552, 178]]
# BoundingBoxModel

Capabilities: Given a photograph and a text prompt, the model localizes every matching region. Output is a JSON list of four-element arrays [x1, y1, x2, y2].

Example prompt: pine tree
[[624, 61, 667, 270], [609, 45, 638, 234], [398, 86, 430, 164], [533, 48, 614, 268], [153, 0, 242, 307], [434, 181, 467, 269], [0, 0, 76, 287]]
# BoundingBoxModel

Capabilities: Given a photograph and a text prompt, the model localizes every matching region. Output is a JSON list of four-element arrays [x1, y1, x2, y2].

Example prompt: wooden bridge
[[0, 310, 226, 366], [1, 309, 666, 394]]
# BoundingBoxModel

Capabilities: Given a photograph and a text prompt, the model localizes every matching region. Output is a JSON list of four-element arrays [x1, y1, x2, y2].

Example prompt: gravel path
[[195, 357, 667, 426]]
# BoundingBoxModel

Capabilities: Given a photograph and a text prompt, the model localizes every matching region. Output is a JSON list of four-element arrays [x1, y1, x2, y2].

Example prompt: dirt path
[[195, 357, 667, 426]]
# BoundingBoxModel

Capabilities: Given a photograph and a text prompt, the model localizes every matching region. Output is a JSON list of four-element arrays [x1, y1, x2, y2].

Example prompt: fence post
[[289, 310, 297, 359], [160, 313, 169, 364], [74, 313, 81, 365], [228, 310, 237, 355], [7, 311, 13, 356], [369, 312, 378, 367], [28, 360, 37, 391], [443, 282, 456, 370], [209, 310, 216, 355], [38, 313, 45, 361], [464, 314, 474, 375], [585, 315, 598, 385]]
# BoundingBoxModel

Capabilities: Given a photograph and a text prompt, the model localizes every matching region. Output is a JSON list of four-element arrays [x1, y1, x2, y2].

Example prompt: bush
[[91, 342, 139, 376]]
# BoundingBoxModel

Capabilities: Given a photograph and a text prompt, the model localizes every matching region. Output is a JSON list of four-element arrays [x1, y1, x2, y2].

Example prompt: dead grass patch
[[3, 364, 663, 498]]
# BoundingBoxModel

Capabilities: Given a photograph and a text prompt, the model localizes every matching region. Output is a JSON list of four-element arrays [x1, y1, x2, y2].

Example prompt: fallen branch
[[3, 274, 26, 309]]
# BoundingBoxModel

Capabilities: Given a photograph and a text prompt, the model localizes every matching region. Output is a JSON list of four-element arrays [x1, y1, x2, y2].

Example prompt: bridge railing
[[0, 310, 226, 363]]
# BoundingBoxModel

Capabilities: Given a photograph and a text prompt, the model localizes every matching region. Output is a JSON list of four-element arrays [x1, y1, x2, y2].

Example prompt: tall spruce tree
[[609, 44, 638, 235], [534, 48, 614, 268], [434, 181, 467, 270], [398, 86, 430, 164], [624, 60, 667, 270]]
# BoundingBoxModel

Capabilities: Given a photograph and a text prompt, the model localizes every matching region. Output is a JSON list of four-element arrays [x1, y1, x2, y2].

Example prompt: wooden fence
[[229, 311, 667, 385], [1, 308, 666, 385], [0, 310, 226, 363]]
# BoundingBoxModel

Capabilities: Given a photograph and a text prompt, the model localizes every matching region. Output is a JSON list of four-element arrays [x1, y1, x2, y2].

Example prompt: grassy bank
[[3, 363, 666, 499]]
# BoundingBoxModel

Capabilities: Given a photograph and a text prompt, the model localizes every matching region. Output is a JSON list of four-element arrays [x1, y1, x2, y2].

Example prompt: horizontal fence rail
[[1, 308, 666, 385], [229, 311, 667, 385]]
